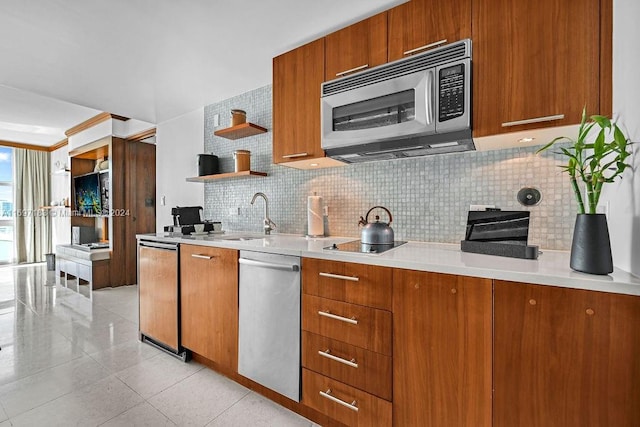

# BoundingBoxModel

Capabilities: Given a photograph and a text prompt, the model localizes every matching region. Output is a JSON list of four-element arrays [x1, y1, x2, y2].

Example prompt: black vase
[[570, 214, 613, 275]]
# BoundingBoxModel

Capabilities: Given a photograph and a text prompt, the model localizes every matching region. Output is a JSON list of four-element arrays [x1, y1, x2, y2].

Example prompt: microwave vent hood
[[324, 129, 475, 164]]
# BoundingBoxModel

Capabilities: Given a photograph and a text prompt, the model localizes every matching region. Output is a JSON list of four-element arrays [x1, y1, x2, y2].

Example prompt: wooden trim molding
[[0, 139, 50, 152], [127, 127, 156, 142], [48, 139, 68, 152], [65, 112, 130, 137]]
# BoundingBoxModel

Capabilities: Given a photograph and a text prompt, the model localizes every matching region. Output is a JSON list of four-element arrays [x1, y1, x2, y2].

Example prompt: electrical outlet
[[323, 205, 329, 216], [213, 114, 220, 127], [160, 195, 166, 206]]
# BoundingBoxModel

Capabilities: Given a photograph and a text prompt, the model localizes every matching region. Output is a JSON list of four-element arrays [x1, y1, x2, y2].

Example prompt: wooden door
[[393, 270, 492, 426], [325, 12, 387, 81], [494, 280, 640, 427], [388, 0, 471, 61], [138, 245, 178, 349], [273, 38, 325, 164], [180, 245, 239, 370], [472, 0, 603, 136]]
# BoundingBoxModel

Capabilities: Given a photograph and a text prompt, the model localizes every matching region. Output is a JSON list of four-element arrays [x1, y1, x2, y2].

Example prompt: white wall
[[603, 0, 640, 276], [155, 108, 204, 232], [50, 145, 71, 247]]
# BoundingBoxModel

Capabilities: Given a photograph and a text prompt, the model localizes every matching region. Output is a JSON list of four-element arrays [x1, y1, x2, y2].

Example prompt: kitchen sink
[[221, 236, 261, 241]]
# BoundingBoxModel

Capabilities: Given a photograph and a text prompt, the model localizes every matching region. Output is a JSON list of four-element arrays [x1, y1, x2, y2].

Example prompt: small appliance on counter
[[165, 206, 221, 235], [460, 210, 539, 259]]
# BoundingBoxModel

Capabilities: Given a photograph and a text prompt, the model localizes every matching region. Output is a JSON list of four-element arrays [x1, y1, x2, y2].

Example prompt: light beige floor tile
[[89, 338, 161, 374], [115, 352, 203, 399], [9, 375, 143, 427], [149, 368, 250, 426], [101, 402, 175, 427], [0, 404, 6, 423], [207, 392, 312, 427], [0, 354, 111, 418]]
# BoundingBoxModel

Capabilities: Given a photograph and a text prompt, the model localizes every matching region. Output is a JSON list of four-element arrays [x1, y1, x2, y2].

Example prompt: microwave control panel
[[438, 64, 465, 122]]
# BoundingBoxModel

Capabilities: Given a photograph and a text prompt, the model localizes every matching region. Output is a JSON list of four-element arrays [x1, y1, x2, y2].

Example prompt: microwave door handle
[[426, 70, 434, 125]]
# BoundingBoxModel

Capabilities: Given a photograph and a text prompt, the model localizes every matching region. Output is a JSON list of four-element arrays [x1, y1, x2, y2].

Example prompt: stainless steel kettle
[[358, 206, 394, 245]]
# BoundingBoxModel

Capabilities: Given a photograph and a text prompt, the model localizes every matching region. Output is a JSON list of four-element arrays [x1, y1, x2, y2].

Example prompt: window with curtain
[[14, 148, 51, 263], [0, 147, 14, 264]]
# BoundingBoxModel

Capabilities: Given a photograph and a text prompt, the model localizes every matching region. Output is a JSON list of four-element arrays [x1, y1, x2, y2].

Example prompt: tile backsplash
[[204, 85, 575, 250]]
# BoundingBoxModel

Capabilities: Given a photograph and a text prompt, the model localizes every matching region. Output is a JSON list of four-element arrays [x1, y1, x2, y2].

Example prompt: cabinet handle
[[319, 389, 359, 412], [502, 114, 565, 127], [336, 64, 369, 77], [319, 272, 359, 282], [318, 310, 358, 325], [282, 152, 309, 159], [191, 254, 214, 260], [318, 349, 358, 368], [403, 39, 448, 56]]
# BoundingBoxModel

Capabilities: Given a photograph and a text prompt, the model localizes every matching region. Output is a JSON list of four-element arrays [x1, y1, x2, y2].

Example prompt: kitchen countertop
[[137, 232, 640, 297]]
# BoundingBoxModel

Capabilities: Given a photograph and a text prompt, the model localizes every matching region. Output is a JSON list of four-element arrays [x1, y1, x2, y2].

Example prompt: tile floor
[[0, 264, 315, 426]]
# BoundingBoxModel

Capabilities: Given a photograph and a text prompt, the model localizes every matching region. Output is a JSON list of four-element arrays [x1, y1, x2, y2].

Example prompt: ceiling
[[0, 0, 404, 147]]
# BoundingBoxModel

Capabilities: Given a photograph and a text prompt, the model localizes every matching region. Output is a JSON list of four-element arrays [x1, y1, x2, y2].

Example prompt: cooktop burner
[[324, 240, 407, 255]]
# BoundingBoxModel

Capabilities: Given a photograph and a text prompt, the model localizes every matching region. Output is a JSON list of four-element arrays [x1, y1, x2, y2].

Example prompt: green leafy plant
[[537, 108, 632, 214]]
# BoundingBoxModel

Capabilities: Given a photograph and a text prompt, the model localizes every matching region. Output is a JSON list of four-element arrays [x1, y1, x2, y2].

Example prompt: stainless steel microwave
[[321, 39, 474, 163]]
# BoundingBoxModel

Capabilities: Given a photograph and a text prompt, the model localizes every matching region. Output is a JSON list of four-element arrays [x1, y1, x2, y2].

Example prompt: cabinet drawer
[[303, 258, 392, 311], [302, 331, 391, 401], [302, 368, 391, 427], [303, 295, 391, 356], [77, 264, 92, 282]]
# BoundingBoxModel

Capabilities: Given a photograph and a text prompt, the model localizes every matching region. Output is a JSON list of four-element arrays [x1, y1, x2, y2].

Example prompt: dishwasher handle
[[239, 257, 300, 272], [139, 241, 178, 251]]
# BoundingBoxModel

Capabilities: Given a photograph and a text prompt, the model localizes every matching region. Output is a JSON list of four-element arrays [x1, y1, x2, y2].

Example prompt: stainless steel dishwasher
[[238, 250, 301, 402]]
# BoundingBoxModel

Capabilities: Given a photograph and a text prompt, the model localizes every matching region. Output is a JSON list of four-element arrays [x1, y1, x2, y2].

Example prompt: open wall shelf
[[186, 170, 267, 182], [213, 123, 267, 140]]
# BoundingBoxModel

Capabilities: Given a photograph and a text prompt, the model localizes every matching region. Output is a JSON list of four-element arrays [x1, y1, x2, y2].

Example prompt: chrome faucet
[[250, 192, 276, 235]]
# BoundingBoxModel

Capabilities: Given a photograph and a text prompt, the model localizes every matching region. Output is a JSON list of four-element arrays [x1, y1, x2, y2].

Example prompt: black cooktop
[[324, 240, 407, 255]]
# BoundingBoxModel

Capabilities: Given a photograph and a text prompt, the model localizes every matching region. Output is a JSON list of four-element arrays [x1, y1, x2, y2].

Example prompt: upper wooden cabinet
[[325, 12, 388, 81], [273, 38, 325, 164], [494, 280, 640, 427], [387, 0, 471, 61], [472, 0, 609, 137]]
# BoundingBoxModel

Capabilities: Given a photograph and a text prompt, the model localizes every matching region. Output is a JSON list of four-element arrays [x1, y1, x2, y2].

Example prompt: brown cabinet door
[[138, 245, 178, 350], [273, 38, 325, 164], [388, 0, 471, 61], [303, 294, 392, 356], [494, 280, 640, 427], [180, 245, 239, 370], [302, 369, 392, 427], [472, 0, 602, 137], [325, 12, 388, 81], [302, 258, 392, 311], [393, 270, 492, 427], [302, 331, 392, 401]]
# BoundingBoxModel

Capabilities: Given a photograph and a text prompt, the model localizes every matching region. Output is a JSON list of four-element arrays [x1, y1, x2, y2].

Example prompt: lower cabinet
[[180, 244, 239, 371], [392, 270, 493, 427], [494, 280, 640, 427]]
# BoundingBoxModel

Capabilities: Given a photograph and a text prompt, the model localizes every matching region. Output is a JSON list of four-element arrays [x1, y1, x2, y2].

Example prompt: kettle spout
[[358, 216, 367, 226]]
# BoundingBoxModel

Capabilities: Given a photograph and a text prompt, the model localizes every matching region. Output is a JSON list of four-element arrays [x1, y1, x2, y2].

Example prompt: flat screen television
[[74, 172, 102, 215]]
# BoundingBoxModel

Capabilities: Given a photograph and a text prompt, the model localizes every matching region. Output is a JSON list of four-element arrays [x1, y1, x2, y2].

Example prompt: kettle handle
[[365, 206, 393, 225]]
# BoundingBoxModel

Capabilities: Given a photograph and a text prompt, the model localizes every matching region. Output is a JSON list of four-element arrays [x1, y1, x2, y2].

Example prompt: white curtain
[[14, 148, 51, 263]]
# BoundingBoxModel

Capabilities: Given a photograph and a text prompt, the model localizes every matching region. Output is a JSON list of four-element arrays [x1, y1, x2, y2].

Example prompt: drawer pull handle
[[191, 254, 213, 260], [319, 272, 359, 282], [336, 64, 369, 77], [282, 152, 309, 159], [501, 114, 565, 127], [403, 39, 448, 56], [318, 310, 358, 325], [320, 389, 359, 412], [319, 349, 358, 368]]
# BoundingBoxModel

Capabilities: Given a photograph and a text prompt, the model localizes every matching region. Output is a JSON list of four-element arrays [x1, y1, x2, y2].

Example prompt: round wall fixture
[[517, 187, 542, 206]]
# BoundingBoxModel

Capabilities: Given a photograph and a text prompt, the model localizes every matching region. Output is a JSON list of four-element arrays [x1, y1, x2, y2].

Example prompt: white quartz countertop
[[137, 232, 640, 296]]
